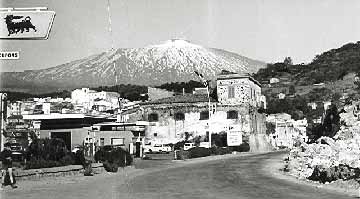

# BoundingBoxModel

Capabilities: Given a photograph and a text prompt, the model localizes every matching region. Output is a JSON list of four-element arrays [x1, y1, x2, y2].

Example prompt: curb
[[13, 163, 105, 181]]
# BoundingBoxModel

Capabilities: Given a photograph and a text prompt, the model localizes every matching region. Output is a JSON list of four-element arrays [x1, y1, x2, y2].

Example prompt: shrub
[[26, 138, 68, 162], [94, 147, 133, 172], [59, 154, 75, 165], [308, 165, 360, 183], [73, 150, 86, 166], [230, 143, 250, 152], [175, 150, 189, 160], [188, 147, 211, 159], [25, 158, 62, 169], [173, 141, 186, 150], [210, 147, 231, 155]]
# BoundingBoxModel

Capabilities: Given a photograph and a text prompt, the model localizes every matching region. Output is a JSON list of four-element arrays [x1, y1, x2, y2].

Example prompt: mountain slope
[[255, 41, 360, 86], [0, 39, 265, 93]]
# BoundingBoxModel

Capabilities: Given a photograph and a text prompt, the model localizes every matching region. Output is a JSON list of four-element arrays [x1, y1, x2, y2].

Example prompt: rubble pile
[[286, 104, 360, 184]]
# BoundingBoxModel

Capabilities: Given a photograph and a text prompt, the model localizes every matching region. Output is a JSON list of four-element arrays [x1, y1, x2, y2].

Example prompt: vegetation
[[25, 138, 84, 169], [306, 104, 341, 143], [3, 90, 71, 102], [94, 147, 132, 172], [91, 84, 148, 101], [255, 42, 360, 85], [187, 147, 211, 159], [156, 80, 204, 93]]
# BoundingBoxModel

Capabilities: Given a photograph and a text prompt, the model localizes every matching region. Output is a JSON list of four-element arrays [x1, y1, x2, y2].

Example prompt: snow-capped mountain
[[1, 39, 266, 93]]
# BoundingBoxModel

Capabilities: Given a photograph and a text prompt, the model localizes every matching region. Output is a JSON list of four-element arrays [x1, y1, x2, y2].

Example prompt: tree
[[322, 104, 340, 138], [284, 57, 293, 65]]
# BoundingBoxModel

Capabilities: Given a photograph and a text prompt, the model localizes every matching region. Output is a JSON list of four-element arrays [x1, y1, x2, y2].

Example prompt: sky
[[1, 0, 360, 72]]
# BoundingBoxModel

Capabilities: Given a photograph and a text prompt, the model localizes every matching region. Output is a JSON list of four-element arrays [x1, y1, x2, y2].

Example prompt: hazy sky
[[1, 0, 360, 72]]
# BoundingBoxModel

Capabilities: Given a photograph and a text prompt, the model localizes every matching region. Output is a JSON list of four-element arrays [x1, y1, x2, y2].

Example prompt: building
[[121, 70, 269, 151], [23, 113, 116, 151], [71, 88, 120, 111], [147, 87, 175, 101], [269, 78, 280, 84], [267, 114, 308, 149], [91, 122, 146, 156]]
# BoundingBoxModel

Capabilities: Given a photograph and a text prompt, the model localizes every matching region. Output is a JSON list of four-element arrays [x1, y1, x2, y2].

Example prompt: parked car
[[184, 143, 195, 151], [143, 144, 172, 154]]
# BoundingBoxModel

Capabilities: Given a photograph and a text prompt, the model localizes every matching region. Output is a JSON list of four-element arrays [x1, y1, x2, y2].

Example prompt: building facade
[[121, 71, 268, 151]]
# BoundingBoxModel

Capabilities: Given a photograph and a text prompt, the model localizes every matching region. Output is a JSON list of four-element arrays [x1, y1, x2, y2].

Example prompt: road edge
[[263, 151, 360, 198]]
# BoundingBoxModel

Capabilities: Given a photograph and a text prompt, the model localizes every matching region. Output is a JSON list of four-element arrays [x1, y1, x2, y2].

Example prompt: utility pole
[[206, 86, 212, 148], [0, 93, 7, 152]]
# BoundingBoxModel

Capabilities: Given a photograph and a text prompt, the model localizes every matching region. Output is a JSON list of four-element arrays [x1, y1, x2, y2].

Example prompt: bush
[[73, 150, 86, 166], [188, 147, 211, 159], [25, 158, 62, 169], [230, 143, 250, 152], [173, 141, 186, 150], [308, 165, 360, 183], [175, 150, 189, 160], [210, 147, 231, 155], [94, 147, 133, 172]]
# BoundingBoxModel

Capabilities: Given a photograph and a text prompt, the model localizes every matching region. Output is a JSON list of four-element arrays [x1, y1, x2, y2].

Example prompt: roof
[[8, 115, 23, 120], [217, 70, 261, 87], [141, 94, 216, 105]]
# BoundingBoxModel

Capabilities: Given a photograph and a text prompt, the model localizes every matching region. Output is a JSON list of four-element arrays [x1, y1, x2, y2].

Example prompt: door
[[135, 142, 141, 157]]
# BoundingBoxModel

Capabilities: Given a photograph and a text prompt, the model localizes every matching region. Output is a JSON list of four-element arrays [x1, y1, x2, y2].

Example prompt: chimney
[[182, 88, 185, 96]]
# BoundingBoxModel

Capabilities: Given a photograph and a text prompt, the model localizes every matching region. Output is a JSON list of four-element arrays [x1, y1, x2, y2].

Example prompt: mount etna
[[0, 39, 266, 93]]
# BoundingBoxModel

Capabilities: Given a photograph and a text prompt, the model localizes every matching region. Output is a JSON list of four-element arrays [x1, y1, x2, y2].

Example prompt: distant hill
[[0, 39, 266, 94], [255, 41, 360, 120], [255, 41, 360, 86]]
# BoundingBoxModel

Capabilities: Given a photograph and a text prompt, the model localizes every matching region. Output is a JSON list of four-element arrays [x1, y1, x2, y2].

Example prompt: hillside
[[255, 42, 360, 120], [0, 39, 266, 94], [255, 42, 360, 86]]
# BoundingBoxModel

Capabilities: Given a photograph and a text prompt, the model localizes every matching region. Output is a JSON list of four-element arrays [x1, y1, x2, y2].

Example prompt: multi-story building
[[120, 70, 269, 151]]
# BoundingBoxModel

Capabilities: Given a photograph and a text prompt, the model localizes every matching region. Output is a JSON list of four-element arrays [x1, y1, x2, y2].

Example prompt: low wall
[[13, 163, 105, 181]]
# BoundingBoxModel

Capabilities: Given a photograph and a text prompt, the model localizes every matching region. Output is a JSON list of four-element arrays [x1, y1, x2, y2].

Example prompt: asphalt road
[[1, 151, 355, 199]]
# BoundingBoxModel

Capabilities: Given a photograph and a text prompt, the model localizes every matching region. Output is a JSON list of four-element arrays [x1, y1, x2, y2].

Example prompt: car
[[143, 144, 172, 154], [184, 143, 195, 151]]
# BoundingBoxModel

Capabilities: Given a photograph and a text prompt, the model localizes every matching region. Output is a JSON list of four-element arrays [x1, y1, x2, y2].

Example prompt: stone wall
[[14, 163, 105, 181], [141, 103, 267, 145], [217, 78, 261, 107]]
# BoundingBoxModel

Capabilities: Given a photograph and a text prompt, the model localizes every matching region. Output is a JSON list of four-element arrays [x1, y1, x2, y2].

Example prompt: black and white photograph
[[1, 0, 360, 198]]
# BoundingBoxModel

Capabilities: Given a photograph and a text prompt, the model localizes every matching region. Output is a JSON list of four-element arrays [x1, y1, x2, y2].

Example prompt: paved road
[[1, 152, 354, 199]]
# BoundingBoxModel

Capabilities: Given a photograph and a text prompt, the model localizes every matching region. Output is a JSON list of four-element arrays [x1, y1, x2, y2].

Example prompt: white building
[[71, 88, 120, 111]]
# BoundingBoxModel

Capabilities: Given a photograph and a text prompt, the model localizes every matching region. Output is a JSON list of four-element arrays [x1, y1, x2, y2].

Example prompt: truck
[[143, 143, 172, 154]]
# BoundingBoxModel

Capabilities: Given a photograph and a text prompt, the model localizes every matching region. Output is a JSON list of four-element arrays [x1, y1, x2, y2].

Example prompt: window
[[100, 138, 105, 146], [228, 86, 235, 98], [154, 133, 158, 137], [111, 138, 124, 145], [175, 112, 185, 121], [148, 113, 159, 122], [200, 111, 209, 120], [227, 110, 238, 119]]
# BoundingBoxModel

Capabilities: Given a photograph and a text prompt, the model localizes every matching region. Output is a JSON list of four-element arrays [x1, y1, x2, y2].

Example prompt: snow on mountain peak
[[1, 40, 266, 93]]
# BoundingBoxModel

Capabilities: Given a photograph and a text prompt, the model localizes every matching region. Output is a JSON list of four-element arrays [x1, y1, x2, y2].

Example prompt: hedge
[[94, 147, 132, 172], [188, 147, 211, 159]]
